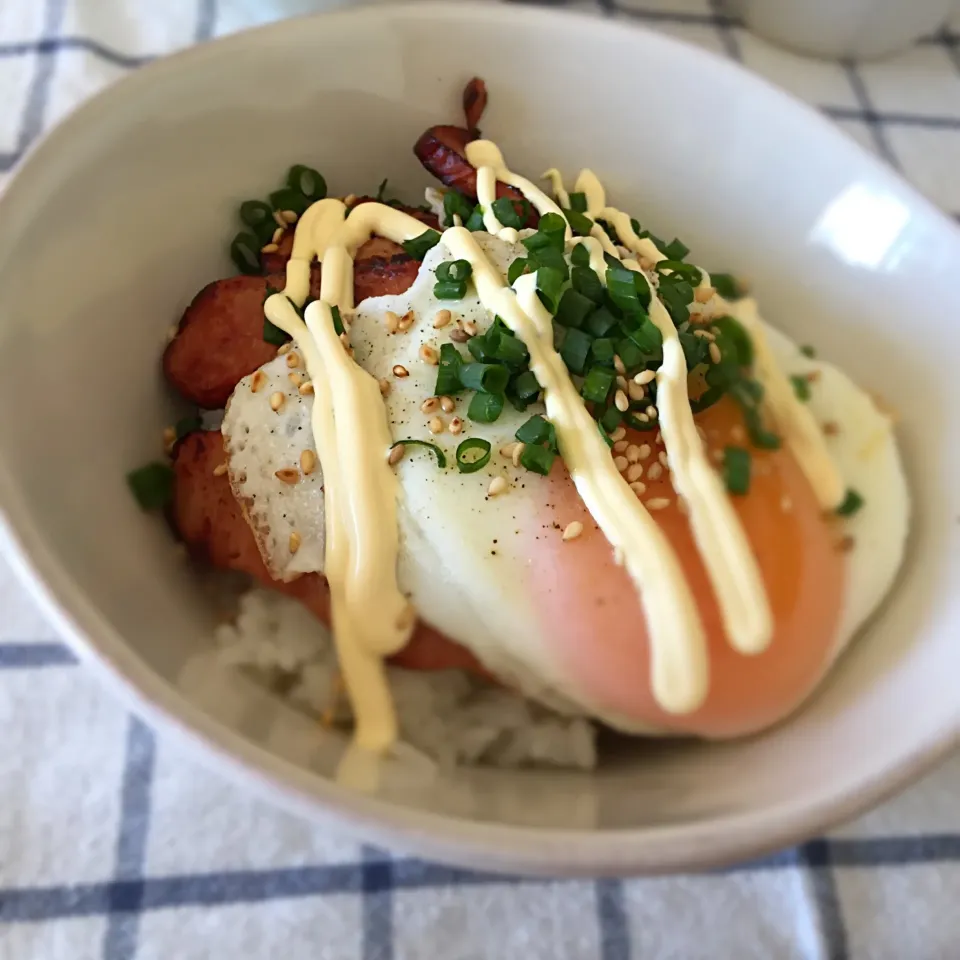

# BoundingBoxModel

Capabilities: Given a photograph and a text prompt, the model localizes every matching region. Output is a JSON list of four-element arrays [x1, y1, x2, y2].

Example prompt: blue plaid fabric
[[2, 2, 960, 957]]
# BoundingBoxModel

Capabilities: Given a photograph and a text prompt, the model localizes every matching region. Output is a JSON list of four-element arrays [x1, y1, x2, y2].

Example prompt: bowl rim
[[1, 0, 958, 876]]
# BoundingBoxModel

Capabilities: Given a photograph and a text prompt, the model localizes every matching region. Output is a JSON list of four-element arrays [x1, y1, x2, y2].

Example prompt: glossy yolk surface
[[523, 396, 846, 737]]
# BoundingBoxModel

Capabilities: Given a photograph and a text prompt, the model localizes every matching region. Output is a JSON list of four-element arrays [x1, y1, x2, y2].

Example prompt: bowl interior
[[0, 4, 958, 871]]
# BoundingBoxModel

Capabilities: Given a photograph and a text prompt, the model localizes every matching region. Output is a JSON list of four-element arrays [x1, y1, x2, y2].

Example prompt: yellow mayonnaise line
[[541, 168, 570, 209], [263, 199, 426, 751], [444, 226, 709, 714]]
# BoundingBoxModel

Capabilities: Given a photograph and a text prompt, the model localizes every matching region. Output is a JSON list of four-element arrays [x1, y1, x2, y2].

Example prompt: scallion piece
[[569, 192, 588, 213], [239, 200, 276, 243], [581, 366, 615, 405], [723, 446, 751, 495], [269, 187, 309, 216], [263, 317, 291, 346], [465, 206, 486, 232], [599, 405, 622, 433], [590, 338, 615, 367], [230, 232, 262, 275], [467, 391, 505, 423], [516, 415, 554, 446], [286, 165, 327, 202], [443, 190, 474, 226], [624, 412, 657, 432], [493, 334, 529, 367], [459, 362, 509, 394], [655, 260, 702, 286], [662, 238, 690, 261], [712, 315, 753, 367], [492, 196, 528, 229], [403, 229, 442, 260], [435, 343, 465, 395], [520, 443, 557, 476], [801, 344, 816, 358], [536, 266, 565, 310], [538, 212, 568, 239], [657, 277, 695, 325], [434, 280, 467, 300], [711, 273, 743, 300], [455, 437, 492, 473], [127, 462, 175, 511], [571, 243, 591, 268], [511, 369, 541, 400], [376, 178, 390, 202], [391, 439, 446, 469], [559, 326, 592, 375], [598, 423, 614, 448], [572, 266, 604, 305], [563, 208, 593, 236], [331, 305, 344, 336], [625, 318, 663, 356], [586, 307, 618, 338], [790, 374, 811, 402], [507, 257, 532, 285], [436, 259, 473, 284], [836, 488, 864, 517], [606, 266, 651, 314], [175, 414, 202, 440], [614, 339, 644, 372], [555, 289, 596, 329]]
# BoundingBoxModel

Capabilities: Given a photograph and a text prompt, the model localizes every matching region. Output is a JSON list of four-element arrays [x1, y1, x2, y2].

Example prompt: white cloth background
[[1, 1, 960, 958]]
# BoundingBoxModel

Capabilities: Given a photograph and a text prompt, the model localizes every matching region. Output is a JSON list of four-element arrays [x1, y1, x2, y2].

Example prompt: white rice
[[215, 589, 597, 770]]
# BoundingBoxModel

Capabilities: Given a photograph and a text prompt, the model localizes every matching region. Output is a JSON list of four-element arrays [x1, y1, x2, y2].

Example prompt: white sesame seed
[[378, 378, 391, 396], [281, 209, 298, 224], [392, 364, 409, 378], [428, 417, 444, 435], [629, 481, 646, 496], [646, 405, 658, 419], [709, 342, 722, 364], [213, 462, 228, 477], [288, 372, 303, 388], [487, 476, 508, 497], [647, 462, 664, 481], [639, 256, 655, 272], [625, 444, 641, 464], [711, 448, 724, 463], [628, 381, 646, 402], [273, 210, 287, 229], [286, 351, 301, 368], [659, 451, 669, 468], [646, 497, 671, 511], [271, 226, 285, 245], [635, 412, 650, 423], [613, 355, 626, 375], [626, 463, 644, 483], [462, 319, 479, 337], [695, 285, 715, 303], [614, 390, 629, 413], [339, 332, 350, 350], [433, 309, 452, 329], [609, 425, 627, 443], [693, 328, 715, 340], [269, 392, 285, 412], [499, 442, 519, 458], [275, 467, 299, 484], [344, 194, 357, 206], [781, 495, 793, 513], [562, 521, 584, 542], [612, 440, 629, 454], [299, 381, 314, 396], [613, 455, 629, 473], [388, 444, 405, 465], [634, 370, 656, 386], [638, 443, 652, 460], [421, 397, 440, 414], [289, 531, 301, 554], [449, 417, 463, 435], [277, 342, 292, 356], [301, 449, 317, 476], [384, 311, 400, 334], [260, 242, 279, 254], [512, 443, 525, 468], [439, 396, 455, 413], [398, 310, 416, 333], [731, 425, 746, 443], [420, 344, 439, 365]]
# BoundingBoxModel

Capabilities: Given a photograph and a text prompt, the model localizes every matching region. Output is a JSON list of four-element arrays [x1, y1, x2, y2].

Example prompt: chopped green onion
[[624, 317, 663, 356], [263, 316, 291, 346], [287, 165, 327, 202], [790, 374, 811, 402], [597, 219, 618, 243], [711, 273, 743, 300], [731, 381, 781, 449], [599, 404, 622, 433], [434, 280, 468, 300], [836, 488, 865, 517], [520, 443, 557, 476], [590, 338, 616, 367], [657, 277, 695, 325], [614, 338, 644, 372], [511, 369, 541, 400], [331, 305, 344, 336], [376, 178, 389, 202], [586, 307, 619, 338], [624, 412, 657, 432], [571, 243, 591, 268], [522, 230, 558, 255], [538, 212, 568, 239], [559, 327, 592, 375], [467, 391, 505, 423], [230, 232, 262, 275], [655, 260, 702, 286], [598, 423, 614, 448], [555, 289, 596, 329], [662, 238, 690, 261], [528, 246, 569, 281], [507, 257, 532, 285], [391, 439, 446, 469], [443, 190, 473, 226], [465, 205, 486, 232], [536, 266, 565, 310], [127, 462, 175, 511], [403, 229, 442, 260], [459, 362, 509, 394], [493, 334, 529, 367], [455, 437, 492, 473], [572, 266, 604, 304], [606, 267, 651, 314], [711, 315, 754, 367], [680, 329, 711, 370], [569, 192, 588, 213], [269, 187, 309, 216], [563, 208, 593, 236], [492, 196, 529, 229], [581, 366, 615, 405], [723, 446, 751, 495], [239, 200, 276, 242], [801, 344, 816, 358], [467, 335, 494, 363], [436, 259, 473, 284], [516, 415, 554, 446], [435, 343, 465, 395], [175, 414, 202, 440]]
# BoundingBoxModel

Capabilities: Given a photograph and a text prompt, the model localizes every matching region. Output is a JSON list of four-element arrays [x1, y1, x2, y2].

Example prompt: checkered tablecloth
[[2, 1, 960, 958]]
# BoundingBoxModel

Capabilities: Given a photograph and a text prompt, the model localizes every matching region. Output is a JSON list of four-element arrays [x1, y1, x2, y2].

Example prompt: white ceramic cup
[[729, 0, 957, 59]]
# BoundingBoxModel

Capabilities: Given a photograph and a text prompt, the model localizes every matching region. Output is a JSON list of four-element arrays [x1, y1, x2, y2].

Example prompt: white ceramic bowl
[[0, 3, 958, 877]]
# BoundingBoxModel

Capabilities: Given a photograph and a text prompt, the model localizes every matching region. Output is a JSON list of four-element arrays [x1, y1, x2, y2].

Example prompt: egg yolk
[[524, 396, 847, 738]]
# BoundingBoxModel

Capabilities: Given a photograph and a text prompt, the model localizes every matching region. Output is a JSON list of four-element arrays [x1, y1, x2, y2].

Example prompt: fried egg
[[223, 236, 909, 738]]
